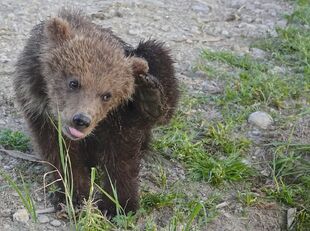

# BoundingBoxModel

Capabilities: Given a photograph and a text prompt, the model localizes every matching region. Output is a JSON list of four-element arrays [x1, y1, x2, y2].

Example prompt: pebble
[[13, 208, 29, 223], [91, 11, 106, 20], [250, 48, 267, 59], [221, 30, 230, 37], [185, 39, 193, 44], [38, 214, 49, 224], [152, 15, 161, 21], [287, 208, 297, 230], [127, 29, 140, 36], [161, 25, 170, 32], [202, 80, 222, 94], [12, 192, 19, 197], [269, 66, 286, 75], [216, 201, 229, 209], [191, 2, 211, 14], [1, 209, 11, 217], [230, 0, 247, 9], [50, 219, 62, 227], [248, 111, 273, 129]]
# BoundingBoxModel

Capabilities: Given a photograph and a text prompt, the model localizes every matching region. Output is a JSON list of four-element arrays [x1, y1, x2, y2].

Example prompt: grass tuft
[[0, 171, 37, 222], [0, 129, 30, 152]]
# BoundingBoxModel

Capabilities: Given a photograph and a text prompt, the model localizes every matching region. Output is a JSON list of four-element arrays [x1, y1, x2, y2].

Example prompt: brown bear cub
[[14, 9, 178, 216]]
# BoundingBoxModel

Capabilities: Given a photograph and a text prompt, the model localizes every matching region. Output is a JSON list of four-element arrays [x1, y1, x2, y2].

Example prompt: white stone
[[13, 208, 29, 223], [202, 80, 222, 94], [191, 2, 210, 14], [50, 219, 62, 227], [250, 48, 267, 59], [287, 208, 297, 230], [38, 215, 49, 224], [248, 111, 273, 129]]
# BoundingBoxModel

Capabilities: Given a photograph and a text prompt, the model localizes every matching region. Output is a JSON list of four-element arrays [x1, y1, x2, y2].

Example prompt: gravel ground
[[0, 0, 293, 230]]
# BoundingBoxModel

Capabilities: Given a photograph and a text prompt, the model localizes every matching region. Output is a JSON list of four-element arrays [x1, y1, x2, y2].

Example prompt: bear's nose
[[72, 113, 91, 128]]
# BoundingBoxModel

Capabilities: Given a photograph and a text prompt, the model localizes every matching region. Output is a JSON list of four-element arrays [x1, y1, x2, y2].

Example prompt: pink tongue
[[68, 127, 84, 138]]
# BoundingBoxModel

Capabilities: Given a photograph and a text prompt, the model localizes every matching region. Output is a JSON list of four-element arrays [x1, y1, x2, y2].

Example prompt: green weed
[[266, 141, 310, 230], [237, 191, 258, 207], [141, 192, 178, 212], [77, 168, 115, 231], [204, 122, 251, 155], [202, 49, 268, 72], [0, 129, 30, 152], [0, 171, 37, 222], [189, 153, 253, 185]]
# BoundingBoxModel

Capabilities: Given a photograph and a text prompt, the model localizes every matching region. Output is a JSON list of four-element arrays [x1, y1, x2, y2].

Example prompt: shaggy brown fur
[[14, 9, 179, 215]]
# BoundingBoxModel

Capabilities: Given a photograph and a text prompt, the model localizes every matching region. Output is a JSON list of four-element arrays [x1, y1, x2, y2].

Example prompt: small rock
[[13, 209, 29, 223], [115, 11, 123, 18], [0, 119, 6, 125], [194, 70, 207, 78], [248, 111, 273, 129], [4, 165, 13, 170], [127, 29, 139, 36], [250, 48, 267, 59], [1, 209, 11, 217], [202, 80, 222, 94], [226, 13, 240, 22], [287, 208, 297, 230], [161, 25, 170, 32], [277, 20, 287, 28], [91, 12, 106, 20], [191, 2, 211, 14], [12, 192, 19, 197], [152, 15, 161, 21], [221, 30, 230, 37], [0, 54, 10, 63], [260, 169, 270, 177], [269, 66, 286, 75], [38, 215, 49, 224], [251, 130, 261, 136], [216, 201, 229, 209], [50, 219, 62, 227], [186, 39, 193, 44]]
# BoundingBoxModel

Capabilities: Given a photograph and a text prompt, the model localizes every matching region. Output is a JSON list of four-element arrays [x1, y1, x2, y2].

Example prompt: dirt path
[[0, 0, 293, 230]]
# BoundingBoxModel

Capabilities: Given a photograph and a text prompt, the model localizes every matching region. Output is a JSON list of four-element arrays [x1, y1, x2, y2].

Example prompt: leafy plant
[[0, 129, 30, 152]]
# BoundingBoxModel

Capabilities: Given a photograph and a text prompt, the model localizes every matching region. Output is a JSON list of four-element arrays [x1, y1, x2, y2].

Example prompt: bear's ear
[[130, 57, 149, 76], [44, 17, 73, 44]]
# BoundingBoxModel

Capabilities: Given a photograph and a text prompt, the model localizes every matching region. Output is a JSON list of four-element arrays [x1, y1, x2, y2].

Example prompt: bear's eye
[[101, 92, 112, 102], [69, 80, 80, 90]]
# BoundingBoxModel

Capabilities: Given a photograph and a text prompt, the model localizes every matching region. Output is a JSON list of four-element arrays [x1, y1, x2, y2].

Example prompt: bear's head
[[40, 17, 148, 140]]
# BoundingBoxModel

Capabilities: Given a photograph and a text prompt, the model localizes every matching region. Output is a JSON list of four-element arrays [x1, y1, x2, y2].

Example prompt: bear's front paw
[[136, 73, 160, 89], [134, 74, 166, 120]]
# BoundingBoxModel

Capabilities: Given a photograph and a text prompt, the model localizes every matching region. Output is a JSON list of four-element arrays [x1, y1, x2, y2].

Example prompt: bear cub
[[14, 9, 178, 215]]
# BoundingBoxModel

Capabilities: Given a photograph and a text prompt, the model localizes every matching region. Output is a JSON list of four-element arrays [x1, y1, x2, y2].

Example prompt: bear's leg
[[132, 40, 179, 126], [68, 151, 91, 205], [31, 121, 91, 209], [98, 157, 140, 216], [134, 73, 167, 122], [53, 149, 92, 209], [49, 150, 91, 209]]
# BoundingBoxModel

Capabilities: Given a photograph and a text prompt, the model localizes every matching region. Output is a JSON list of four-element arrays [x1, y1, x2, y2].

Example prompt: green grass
[[0, 129, 30, 152], [0, 171, 37, 222], [141, 192, 179, 212], [151, 0, 310, 229], [237, 191, 258, 207], [152, 91, 254, 186], [264, 141, 310, 229]]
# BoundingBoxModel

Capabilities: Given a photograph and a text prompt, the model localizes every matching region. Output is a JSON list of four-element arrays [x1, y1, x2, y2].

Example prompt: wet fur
[[14, 10, 179, 215]]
